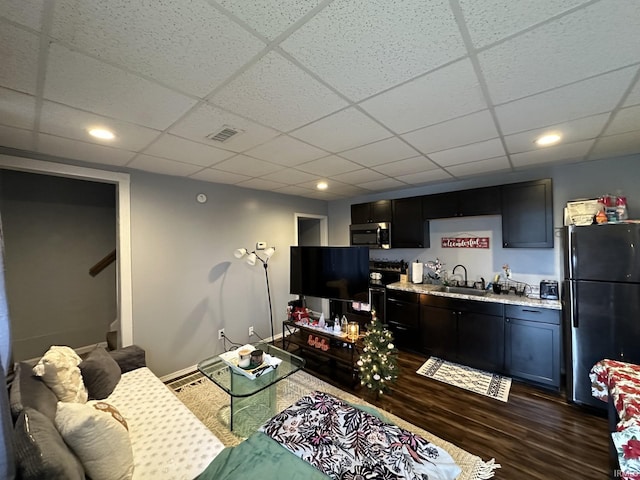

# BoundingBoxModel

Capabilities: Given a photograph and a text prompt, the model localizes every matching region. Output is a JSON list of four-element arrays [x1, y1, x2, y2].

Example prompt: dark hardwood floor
[[306, 349, 610, 480]]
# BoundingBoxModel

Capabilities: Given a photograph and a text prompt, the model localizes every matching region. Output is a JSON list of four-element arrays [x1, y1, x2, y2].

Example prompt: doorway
[[294, 213, 329, 316]]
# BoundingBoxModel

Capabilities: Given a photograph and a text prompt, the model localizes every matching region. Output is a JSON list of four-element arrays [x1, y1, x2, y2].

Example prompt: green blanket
[[196, 431, 329, 480], [196, 402, 388, 480]]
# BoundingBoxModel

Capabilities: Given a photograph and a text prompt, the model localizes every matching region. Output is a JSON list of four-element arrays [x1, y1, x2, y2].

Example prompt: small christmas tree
[[357, 310, 398, 397]]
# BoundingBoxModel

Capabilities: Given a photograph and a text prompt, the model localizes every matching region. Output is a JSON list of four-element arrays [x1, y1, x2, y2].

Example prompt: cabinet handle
[[522, 309, 541, 314]]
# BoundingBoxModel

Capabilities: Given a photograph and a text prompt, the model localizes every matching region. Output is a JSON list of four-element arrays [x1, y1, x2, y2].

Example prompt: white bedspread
[[106, 367, 225, 480]]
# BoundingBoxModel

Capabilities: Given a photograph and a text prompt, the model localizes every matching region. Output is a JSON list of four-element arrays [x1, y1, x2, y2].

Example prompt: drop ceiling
[[1, 0, 639, 200]]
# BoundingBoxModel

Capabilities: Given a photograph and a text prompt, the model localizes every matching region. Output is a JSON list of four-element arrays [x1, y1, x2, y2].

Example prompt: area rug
[[416, 357, 512, 402], [170, 369, 500, 480]]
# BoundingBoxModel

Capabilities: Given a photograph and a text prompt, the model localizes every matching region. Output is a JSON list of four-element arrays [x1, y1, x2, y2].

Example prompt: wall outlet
[[256, 242, 266, 250], [248, 326, 254, 337], [218, 328, 225, 340]]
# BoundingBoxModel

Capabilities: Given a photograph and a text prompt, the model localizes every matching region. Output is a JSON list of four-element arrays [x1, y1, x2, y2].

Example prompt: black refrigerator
[[563, 223, 640, 408]]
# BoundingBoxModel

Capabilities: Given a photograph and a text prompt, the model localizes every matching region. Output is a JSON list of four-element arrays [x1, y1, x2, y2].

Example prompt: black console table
[[282, 320, 361, 387]]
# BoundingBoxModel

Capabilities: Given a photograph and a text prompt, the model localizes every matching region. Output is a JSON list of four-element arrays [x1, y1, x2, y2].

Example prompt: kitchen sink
[[436, 285, 489, 297]]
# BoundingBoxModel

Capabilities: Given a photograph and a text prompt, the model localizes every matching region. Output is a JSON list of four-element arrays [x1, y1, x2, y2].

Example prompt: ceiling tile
[[144, 134, 235, 167], [459, 0, 592, 48], [281, 0, 465, 101], [212, 154, 282, 177], [0, 88, 36, 129], [244, 135, 327, 166], [605, 105, 640, 136], [45, 44, 197, 131], [297, 155, 362, 176], [0, 125, 34, 151], [590, 130, 640, 161], [360, 59, 488, 133], [358, 177, 407, 191], [495, 67, 636, 135], [317, 182, 368, 197], [39, 102, 161, 151], [504, 114, 610, 154], [259, 168, 318, 185], [339, 137, 419, 167], [374, 156, 439, 176], [37, 133, 135, 166], [236, 177, 288, 191], [329, 168, 387, 184], [447, 156, 511, 177], [0, 24, 39, 94], [50, 1, 264, 97], [0, 0, 45, 30], [273, 184, 317, 197], [402, 110, 499, 154], [169, 103, 280, 153], [429, 138, 505, 167], [479, 0, 640, 104], [290, 107, 391, 152], [211, 51, 347, 132], [510, 140, 594, 168], [218, 0, 324, 41], [128, 154, 203, 176], [395, 168, 453, 185], [189, 168, 250, 185], [624, 78, 640, 107]]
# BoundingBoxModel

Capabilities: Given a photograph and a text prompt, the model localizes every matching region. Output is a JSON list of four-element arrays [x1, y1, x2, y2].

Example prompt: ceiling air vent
[[205, 125, 243, 143]]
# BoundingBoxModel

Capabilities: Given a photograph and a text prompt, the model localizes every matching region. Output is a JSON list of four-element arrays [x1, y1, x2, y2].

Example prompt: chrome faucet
[[452, 264, 468, 287]]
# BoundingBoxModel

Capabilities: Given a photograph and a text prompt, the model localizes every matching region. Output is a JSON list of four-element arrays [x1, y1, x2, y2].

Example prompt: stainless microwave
[[349, 222, 391, 249]]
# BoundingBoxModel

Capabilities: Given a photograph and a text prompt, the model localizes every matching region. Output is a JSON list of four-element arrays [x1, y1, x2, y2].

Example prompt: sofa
[[9, 344, 225, 480]]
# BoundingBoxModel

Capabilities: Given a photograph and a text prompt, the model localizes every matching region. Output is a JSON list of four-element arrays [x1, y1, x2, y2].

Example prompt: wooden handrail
[[89, 249, 116, 277]]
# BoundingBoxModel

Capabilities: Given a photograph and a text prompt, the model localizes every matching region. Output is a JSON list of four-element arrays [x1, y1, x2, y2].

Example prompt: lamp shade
[[264, 247, 275, 258], [246, 252, 257, 266], [234, 248, 247, 259]]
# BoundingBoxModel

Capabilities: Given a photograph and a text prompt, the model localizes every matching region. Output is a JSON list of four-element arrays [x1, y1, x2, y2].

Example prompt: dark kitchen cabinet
[[422, 186, 500, 220], [501, 179, 553, 248], [419, 303, 456, 361], [351, 200, 392, 224], [386, 290, 420, 351], [420, 295, 504, 372], [392, 197, 429, 248], [504, 305, 561, 389]]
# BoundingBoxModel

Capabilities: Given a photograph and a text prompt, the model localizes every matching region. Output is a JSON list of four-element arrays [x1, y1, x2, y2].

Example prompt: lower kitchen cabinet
[[504, 305, 561, 389], [420, 295, 504, 373], [386, 290, 420, 351]]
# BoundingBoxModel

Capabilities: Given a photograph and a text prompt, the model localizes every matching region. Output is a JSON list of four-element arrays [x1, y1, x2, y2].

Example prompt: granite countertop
[[387, 281, 562, 310]]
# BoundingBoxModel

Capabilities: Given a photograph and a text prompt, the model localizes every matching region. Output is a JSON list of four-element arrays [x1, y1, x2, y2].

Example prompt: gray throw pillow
[[9, 362, 58, 422], [79, 347, 121, 400], [108, 344, 146, 373], [14, 408, 85, 480]]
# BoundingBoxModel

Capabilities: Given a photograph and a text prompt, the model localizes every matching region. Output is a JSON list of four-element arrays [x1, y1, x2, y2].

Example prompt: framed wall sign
[[441, 236, 490, 249]]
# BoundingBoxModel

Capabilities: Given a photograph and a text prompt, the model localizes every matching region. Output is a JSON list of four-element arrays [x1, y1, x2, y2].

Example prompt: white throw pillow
[[32, 346, 88, 403], [55, 401, 134, 480]]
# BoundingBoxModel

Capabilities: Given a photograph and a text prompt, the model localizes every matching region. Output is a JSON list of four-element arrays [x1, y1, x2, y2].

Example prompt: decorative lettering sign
[[441, 236, 490, 249]]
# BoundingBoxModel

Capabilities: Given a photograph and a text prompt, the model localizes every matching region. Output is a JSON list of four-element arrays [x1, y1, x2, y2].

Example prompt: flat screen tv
[[290, 246, 370, 302]]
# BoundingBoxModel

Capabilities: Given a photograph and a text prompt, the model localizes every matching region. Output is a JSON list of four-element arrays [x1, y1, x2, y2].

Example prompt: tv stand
[[282, 320, 361, 388]]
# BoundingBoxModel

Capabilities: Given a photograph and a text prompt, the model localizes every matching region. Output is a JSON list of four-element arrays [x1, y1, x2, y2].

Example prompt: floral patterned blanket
[[259, 391, 461, 480], [591, 359, 640, 479]]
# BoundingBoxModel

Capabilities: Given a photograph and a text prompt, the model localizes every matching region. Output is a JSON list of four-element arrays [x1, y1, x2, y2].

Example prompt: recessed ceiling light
[[535, 133, 562, 146], [88, 128, 115, 140], [316, 181, 328, 190]]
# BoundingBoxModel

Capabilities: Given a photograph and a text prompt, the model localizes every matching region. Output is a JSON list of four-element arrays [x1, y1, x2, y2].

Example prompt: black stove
[[369, 259, 407, 287]]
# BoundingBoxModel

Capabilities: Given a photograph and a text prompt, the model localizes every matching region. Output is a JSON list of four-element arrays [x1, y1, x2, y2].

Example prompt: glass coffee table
[[197, 342, 305, 437]]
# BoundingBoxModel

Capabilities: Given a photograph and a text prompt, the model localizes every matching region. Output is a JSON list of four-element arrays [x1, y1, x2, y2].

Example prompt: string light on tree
[[357, 309, 398, 397]]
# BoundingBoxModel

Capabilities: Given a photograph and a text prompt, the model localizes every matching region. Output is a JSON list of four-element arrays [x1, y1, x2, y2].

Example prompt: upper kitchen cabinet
[[422, 186, 500, 219], [392, 197, 429, 248], [501, 179, 553, 248], [351, 200, 392, 224]]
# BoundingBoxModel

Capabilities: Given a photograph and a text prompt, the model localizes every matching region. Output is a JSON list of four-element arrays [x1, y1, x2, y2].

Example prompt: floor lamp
[[234, 245, 276, 344]]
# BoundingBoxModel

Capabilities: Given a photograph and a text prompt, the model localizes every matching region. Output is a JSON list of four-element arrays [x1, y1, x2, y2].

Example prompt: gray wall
[[0, 170, 116, 361], [328, 155, 640, 289], [129, 172, 327, 375]]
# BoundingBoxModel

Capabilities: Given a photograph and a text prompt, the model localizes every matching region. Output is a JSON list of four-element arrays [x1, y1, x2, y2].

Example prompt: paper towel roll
[[412, 262, 423, 284]]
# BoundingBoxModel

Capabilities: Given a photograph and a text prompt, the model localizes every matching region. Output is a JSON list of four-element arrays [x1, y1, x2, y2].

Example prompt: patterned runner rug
[[169, 369, 500, 480], [416, 357, 512, 402]]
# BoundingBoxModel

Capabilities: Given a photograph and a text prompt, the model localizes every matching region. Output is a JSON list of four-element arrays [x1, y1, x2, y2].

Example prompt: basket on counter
[[492, 279, 531, 296]]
